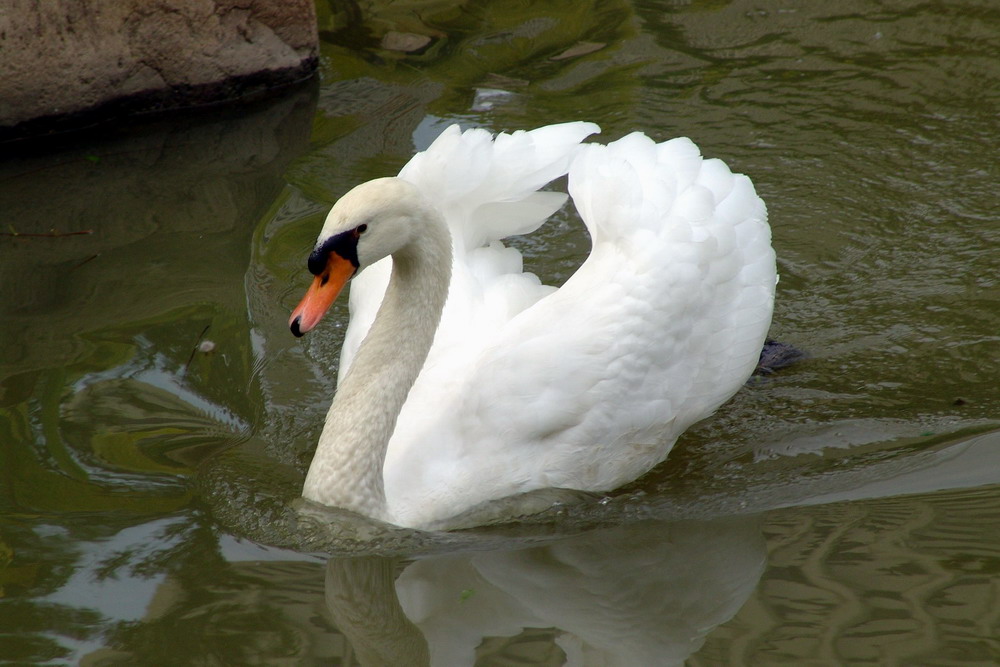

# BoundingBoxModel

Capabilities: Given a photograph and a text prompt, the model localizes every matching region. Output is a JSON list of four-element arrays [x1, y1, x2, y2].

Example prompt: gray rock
[[0, 0, 318, 141]]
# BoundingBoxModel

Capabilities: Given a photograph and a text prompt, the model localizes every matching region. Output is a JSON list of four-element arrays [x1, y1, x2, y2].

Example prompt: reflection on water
[[327, 517, 765, 667], [0, 86, 317, 504], [717, 489, 1000, 665], [3, 0, 1000, 663]]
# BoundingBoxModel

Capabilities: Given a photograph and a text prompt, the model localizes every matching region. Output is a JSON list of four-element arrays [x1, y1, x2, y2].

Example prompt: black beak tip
[[290, 316, 304, 338]]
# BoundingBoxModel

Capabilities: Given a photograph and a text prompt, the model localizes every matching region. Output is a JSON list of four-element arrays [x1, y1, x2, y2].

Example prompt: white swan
[[288, 122, 775, 529]]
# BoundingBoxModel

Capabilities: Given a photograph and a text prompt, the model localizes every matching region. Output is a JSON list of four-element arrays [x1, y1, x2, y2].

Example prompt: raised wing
[[385, 132, 775, 527]]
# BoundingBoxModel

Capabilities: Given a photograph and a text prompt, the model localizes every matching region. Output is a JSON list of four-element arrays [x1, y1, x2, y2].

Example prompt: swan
[[288, 122, 776, 529]]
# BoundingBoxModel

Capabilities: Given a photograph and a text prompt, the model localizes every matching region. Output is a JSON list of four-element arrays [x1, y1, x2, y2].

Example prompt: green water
[[2, 0, 1000, 663]]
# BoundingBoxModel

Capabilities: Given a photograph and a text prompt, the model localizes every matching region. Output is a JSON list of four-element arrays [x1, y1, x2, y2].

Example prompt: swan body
[[289, 122, 775, 529]]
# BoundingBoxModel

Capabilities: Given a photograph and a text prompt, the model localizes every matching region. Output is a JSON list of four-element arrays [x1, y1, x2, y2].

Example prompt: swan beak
[[289, 254, 355, 337]]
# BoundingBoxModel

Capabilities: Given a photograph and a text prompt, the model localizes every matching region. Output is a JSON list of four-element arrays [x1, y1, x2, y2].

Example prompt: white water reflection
[[325, 517, 765, 666]]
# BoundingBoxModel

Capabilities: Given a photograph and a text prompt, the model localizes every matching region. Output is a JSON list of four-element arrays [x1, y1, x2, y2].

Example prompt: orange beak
[[289, 253, 356, 337]]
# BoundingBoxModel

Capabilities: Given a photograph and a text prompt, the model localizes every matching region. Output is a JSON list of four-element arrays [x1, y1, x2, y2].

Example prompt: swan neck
[[303, 207, 451, 522]]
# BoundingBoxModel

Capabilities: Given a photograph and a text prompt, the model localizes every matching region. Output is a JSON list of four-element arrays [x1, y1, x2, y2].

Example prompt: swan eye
[[357, 224, 368, 234], [309, 229, 362, 275]]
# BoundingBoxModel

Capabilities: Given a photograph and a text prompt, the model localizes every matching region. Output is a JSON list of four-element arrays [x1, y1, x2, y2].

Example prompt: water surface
[[2, 0, 999, 663]]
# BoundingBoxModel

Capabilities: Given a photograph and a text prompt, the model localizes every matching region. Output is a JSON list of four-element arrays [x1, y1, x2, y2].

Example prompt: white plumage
[[288, 122, 775, 529]]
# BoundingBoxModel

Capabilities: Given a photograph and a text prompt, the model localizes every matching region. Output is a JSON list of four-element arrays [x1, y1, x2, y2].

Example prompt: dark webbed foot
[[754, 339, 805, 376]]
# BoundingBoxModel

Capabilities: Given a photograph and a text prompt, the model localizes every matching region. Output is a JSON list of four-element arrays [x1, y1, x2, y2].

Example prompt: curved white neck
[[302, 209, 452, 523]]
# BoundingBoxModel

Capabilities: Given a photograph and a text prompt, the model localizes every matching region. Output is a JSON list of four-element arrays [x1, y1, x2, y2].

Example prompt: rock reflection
[[325, 516, 765, 666]]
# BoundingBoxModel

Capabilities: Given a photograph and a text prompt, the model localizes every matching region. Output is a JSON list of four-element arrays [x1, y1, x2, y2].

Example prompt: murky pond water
[[2, 0, 1000, 663]]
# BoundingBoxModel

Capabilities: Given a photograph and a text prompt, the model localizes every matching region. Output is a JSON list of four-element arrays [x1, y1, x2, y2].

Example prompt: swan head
[[288, 177, 439, 337]]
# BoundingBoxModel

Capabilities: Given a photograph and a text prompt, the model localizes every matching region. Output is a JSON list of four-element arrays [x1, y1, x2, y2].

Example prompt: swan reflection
[[325, 516, 765, 666]]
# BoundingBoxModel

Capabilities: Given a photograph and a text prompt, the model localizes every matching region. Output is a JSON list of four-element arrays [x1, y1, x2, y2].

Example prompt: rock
[[380, 31, 433, 53], [0, 0, 318, 142]]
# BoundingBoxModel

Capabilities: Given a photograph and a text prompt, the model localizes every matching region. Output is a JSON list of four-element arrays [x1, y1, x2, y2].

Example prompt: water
[[2, 0, 999, 663]]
